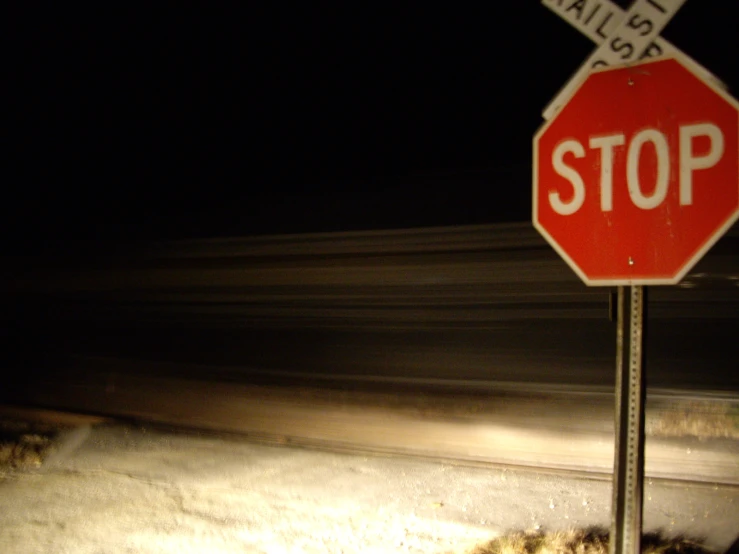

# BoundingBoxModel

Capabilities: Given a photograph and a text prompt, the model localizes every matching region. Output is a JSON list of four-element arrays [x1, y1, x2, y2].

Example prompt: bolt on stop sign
[[533, 54, 739, 286]]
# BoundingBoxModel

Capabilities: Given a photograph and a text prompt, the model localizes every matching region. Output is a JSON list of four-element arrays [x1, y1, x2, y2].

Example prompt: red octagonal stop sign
[[533, 55, 739, 286]]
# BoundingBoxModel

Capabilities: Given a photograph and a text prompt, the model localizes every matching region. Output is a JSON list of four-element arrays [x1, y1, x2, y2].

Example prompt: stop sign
[[533, 55, 739, 286]]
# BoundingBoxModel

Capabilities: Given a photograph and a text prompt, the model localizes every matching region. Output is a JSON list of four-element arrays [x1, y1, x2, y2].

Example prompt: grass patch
[[466, 528, 717, 554], [0, 418, 59, 473], [648, 401, 739, 440]]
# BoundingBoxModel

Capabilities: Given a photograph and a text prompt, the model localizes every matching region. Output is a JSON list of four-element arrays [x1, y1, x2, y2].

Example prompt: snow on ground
[[1, 422, 738, 554]]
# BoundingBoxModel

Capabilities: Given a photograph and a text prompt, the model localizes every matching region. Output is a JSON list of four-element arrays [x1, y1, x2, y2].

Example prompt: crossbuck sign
[[541, 0, 724, 120]]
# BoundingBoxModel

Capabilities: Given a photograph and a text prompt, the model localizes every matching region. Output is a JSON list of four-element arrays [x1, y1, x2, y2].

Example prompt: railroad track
[[5, 356, 737, 486]]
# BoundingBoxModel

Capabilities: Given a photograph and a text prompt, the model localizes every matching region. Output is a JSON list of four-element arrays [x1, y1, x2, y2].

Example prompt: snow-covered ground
[[1, 422, 737, 554]]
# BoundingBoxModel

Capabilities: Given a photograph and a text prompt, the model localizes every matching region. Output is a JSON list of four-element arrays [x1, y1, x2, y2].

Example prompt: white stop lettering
[[549, 123, 724, 215]]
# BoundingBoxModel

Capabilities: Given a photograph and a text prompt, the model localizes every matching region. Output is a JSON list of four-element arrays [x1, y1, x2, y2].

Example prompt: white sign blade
[[541, 0, 622, 44], [544, 0, 686, 120], [541, 0, 724, 120]]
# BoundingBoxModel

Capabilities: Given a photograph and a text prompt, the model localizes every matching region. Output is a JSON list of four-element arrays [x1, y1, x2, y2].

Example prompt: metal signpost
[[535, 3, 739, 554]]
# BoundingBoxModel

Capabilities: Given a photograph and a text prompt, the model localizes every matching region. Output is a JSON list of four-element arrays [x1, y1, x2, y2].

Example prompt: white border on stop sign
[[532, 53, 739, 286]]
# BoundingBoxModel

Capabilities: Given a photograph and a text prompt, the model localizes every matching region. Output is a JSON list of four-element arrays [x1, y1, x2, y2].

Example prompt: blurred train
[[2, 222, 738, 397]]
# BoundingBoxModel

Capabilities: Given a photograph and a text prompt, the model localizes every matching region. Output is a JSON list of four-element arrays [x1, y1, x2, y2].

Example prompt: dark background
[[7, 1, 739, 250]]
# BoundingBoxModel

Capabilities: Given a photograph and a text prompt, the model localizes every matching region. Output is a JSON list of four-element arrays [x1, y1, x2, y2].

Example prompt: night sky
[[7, 1, 739, 251]]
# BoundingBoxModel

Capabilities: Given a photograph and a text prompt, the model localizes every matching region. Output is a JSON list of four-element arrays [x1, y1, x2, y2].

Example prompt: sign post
[[611, 285, 646, 554], [536, 4, 739, 553]]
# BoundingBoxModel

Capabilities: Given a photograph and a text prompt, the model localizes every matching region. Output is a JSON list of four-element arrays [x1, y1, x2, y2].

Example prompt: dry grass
[[0, 419, 58, 472], [648, 401, 739, 440], [466, 528, 717, 554]]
